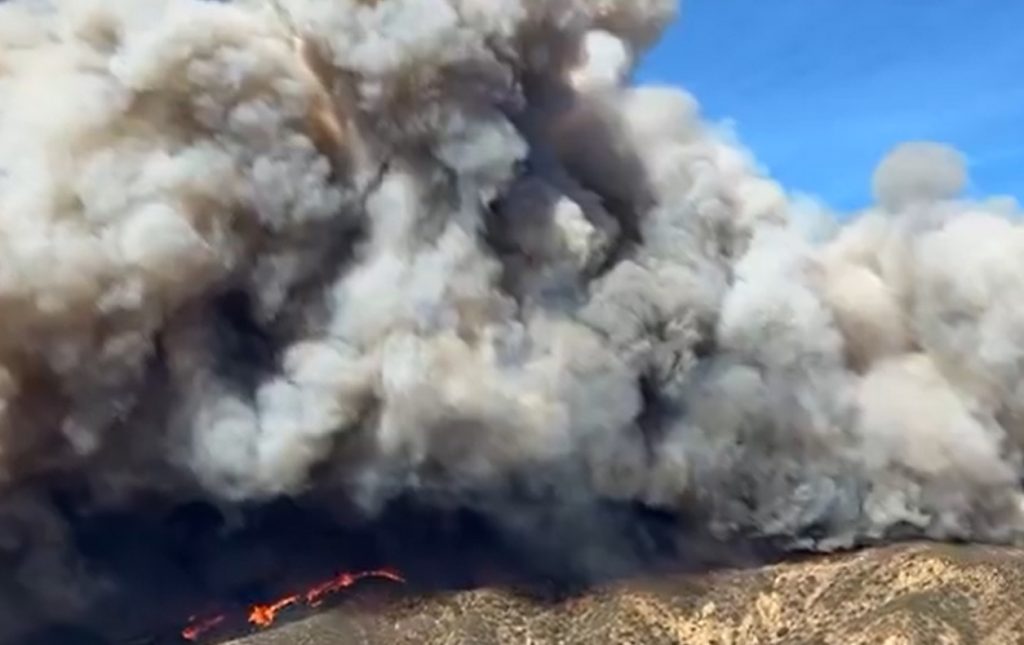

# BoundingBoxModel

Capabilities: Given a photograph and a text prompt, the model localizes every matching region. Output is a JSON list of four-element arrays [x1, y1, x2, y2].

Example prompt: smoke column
[[1, 0, 1024, 609]]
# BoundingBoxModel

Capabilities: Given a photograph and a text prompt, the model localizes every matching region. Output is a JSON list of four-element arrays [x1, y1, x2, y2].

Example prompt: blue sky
[[636, 1, 1024, 212]]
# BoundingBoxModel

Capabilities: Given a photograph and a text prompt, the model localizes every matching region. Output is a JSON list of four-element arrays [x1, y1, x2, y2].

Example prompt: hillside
[[223, 542, 1024, 645]]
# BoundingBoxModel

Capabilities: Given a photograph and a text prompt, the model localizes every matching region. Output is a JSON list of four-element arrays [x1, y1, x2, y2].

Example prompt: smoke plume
[[1, 0, 1024, 610]]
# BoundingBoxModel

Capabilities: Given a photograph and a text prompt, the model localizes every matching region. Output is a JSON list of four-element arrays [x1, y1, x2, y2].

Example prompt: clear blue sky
[[636, 1, 1024, 212]]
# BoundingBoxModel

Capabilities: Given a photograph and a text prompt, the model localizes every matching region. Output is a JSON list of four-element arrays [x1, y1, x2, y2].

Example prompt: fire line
[[181, 568, 404, 641]]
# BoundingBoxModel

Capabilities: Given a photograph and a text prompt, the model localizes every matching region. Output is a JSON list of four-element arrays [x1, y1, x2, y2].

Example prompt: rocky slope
[[224, 542, 1024, 645]]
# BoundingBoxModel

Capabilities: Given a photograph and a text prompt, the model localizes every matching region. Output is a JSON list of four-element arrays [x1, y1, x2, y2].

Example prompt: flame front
[[304, 568, 405, 608], [249, 568, 405, 627], [181, 568, 404, 641]]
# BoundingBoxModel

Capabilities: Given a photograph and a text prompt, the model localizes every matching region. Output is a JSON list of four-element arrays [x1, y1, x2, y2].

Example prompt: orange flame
[[247, 594, 300, 628], [181, 567, 404, 641], [304, 569, 405, 607], [249, 568, 404, 628], [181, 614, 225, 641]]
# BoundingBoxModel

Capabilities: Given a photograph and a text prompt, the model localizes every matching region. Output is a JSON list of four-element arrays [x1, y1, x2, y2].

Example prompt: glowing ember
[[181, 568, 404, 641], [182, 614, 225, 642]]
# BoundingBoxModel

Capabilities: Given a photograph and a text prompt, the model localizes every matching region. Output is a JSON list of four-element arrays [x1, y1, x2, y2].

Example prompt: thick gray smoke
[[1, 0, 1024, 584]]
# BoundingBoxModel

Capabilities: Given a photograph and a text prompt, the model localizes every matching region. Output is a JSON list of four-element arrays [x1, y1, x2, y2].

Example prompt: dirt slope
[[221, 542, 1024, 645]]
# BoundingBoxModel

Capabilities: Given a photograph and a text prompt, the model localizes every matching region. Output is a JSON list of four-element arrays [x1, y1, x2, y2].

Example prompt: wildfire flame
[[181, 614, 226, 642], [181, 568, 404, 641]]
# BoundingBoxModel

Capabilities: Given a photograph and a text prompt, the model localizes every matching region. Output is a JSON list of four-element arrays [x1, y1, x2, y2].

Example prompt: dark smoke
[[0, 0, 1023, 641]]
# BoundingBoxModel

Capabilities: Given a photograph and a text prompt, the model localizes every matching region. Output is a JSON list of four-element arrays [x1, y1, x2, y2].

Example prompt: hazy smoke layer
[[1, 0, 1023, 564]]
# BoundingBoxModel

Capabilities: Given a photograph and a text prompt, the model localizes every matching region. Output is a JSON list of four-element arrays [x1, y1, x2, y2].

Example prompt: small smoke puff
[[551, 195, 605, 269], [620, 86, 701, 149], [872, 141, 968, 210], [570, 29, 632, 92]]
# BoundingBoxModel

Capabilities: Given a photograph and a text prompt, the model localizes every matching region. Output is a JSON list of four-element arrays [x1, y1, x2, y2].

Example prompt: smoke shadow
[[0, 483, 798, 645]]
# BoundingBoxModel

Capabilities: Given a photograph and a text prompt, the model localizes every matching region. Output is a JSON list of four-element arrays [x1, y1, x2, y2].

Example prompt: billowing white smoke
[[1, 0, 1023, 555]]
